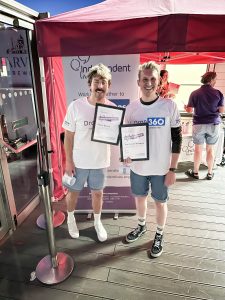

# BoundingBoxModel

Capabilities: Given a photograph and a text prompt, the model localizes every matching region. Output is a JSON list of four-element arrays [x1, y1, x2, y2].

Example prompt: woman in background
[[158, 70, 169, 97], [158, 70, 176, 99]]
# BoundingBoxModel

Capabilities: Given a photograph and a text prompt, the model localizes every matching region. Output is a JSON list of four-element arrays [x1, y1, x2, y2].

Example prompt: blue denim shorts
[[63, 168, 107, 192], [130, 170, 168, 202], [192, 124, 220, 145]]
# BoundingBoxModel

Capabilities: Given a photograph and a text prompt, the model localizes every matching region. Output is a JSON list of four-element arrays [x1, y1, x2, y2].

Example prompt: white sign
[[0, 29, 32, 87], [62, 54, 139, 106]]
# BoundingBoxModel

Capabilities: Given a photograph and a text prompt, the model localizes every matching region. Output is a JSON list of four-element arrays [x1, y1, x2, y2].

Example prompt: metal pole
[[38, 171, 57, 265], [35, 130, 74, 284], [36, 57, 65, 229]]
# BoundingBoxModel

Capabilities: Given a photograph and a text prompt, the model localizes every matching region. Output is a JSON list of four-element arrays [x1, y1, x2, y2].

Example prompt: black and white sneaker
[[150, 232, 164, 257], [125, 224, 147, 243]]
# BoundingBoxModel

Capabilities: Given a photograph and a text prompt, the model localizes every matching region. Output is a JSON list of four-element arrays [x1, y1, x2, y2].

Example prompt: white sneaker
[[94, 221, 107, 242], [67, 217, 79, 239]]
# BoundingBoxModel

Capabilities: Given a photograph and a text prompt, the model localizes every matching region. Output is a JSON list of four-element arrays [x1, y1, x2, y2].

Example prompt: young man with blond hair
[[124, 61, 182, 257]]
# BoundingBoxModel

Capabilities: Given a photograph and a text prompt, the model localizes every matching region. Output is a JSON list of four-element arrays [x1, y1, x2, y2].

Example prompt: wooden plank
[[108, 268, 225, 300]]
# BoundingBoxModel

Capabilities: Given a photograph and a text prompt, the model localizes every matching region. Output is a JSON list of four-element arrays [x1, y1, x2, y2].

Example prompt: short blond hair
[[138, 61, 160, 79], [87, 63, 112, 85]]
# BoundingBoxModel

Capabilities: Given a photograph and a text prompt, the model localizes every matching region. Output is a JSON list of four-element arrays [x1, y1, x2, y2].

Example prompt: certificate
[[120, 123, 149, 161], [91, 103, 125, 145]]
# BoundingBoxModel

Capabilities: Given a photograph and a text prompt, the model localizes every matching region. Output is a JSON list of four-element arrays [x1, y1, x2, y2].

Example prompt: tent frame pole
[[36, 57, 65, 229]]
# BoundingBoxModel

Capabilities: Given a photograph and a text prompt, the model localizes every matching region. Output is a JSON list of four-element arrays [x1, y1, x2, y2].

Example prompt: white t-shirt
[[62, 97, 114, 169], [125, 97, 181, 176]]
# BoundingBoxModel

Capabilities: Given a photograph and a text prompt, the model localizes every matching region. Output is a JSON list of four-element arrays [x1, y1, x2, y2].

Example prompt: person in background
[[62, 63, 114, 242], [158, 69, 176, 99], [124, 61, 182, 258], [158, 70, 169, 97], [184, 71, 224, 180]]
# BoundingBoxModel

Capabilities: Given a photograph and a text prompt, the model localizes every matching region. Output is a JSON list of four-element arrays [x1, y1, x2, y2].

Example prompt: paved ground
[[0, 161, 225, 300]]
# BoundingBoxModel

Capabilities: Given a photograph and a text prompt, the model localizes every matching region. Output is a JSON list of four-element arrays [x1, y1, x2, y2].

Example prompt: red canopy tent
[[35, 0, 225, 200], [140, 52, 225, 65], [36, 0, 225, 58]]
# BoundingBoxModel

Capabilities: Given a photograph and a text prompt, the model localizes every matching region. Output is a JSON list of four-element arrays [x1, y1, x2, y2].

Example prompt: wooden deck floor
[[0, 162, 225, 300]]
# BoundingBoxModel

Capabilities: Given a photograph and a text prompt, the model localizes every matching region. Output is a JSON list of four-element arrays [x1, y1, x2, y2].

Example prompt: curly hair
[[87, 63, 112, 86]]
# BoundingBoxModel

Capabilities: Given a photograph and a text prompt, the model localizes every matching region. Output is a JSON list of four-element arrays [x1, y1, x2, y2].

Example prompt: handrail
[[0, 137, 37, 154]]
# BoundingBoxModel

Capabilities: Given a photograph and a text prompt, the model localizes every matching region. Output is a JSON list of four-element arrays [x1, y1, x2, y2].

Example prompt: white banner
[[62, 55, 139, 106]]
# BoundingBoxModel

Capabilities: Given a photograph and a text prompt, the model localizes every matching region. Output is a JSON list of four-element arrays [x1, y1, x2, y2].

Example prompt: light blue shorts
[[63, 168, 107, 192], [130, 170, 168, 203], [192, 124, 220, 145]]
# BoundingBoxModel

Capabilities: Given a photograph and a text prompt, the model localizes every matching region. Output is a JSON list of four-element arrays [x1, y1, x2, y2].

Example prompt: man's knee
[[155, 201, 167, 209], [92, 190, 103, 200], [206, 144, 214, 153]]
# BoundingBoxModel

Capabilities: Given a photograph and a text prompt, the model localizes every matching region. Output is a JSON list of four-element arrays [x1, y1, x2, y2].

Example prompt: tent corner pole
[[36, 57, 65, 229]]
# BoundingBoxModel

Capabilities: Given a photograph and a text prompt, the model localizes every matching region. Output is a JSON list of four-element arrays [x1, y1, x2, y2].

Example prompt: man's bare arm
[[64, 129, 75, 175]]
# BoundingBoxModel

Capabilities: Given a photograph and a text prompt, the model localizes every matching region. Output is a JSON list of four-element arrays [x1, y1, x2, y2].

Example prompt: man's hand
[[123, 157, 132, 165], [65, 160, 75, 176], [184, 105, 193, 113], [164, 171, 176, 187]]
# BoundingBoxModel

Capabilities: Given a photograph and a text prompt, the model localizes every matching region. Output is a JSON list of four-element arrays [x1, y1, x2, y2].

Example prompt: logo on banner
[[182, 139, 194, 156], [110, 99, 130, 108], [70, 56, 132, 80], [70, 56, 91, 79]]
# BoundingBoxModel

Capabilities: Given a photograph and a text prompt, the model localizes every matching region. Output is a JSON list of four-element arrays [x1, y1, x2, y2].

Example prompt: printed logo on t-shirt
[[147, 117, 165, 126], [64, 120, 70, 126], [84, 120, 94, 126]]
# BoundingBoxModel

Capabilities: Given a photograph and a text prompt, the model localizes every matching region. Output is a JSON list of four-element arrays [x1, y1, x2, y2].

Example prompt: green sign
[[12, 117, 28, 130]]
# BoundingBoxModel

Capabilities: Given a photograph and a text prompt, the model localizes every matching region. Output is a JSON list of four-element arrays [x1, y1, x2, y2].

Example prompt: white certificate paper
[[91, 103, 125, 145], [120, 123, 149, 161]]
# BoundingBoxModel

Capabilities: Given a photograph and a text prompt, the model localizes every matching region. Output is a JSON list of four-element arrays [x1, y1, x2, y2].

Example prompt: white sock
[[94, 213, 101, 225], [156, 225, 164, 235], [138, 216, 146, 226], [67, 210, 75, 222], [67, 210, 79, 239]]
